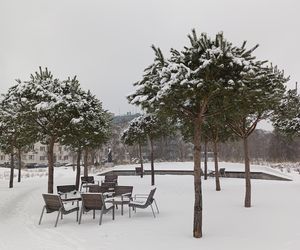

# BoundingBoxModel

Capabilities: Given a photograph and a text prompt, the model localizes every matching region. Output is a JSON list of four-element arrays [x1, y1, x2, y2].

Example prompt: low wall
[[99, 169, 292, 181]]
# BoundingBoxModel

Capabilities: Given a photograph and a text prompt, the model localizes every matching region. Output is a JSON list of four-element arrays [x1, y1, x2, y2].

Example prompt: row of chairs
[[80, 175, 118, 192], [56, 175, 118, 198]]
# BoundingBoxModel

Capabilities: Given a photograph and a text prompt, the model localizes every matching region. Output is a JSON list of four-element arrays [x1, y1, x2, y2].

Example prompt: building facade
[[0, 142, 74, 166]]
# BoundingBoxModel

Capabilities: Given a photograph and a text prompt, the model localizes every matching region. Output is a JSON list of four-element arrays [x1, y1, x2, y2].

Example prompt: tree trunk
[[17, 148, 21, 183], [47, 136, 55, 193], [193, 117, 203, 238], [9, 147, 14, 188], [204, 139, 208, 180], [83, 149, 88, 177], [75, 149, 81, 190], [244, 136, 251, 207], [213, 140, 221, 191], [150, 139, 155, 186], [138, 143, 144, 178]]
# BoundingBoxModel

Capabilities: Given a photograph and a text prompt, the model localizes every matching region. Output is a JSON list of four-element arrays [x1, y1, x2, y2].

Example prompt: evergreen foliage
[[272, 89, 300, 137], [4, 67, 100, 193], [0, 93, 37, 187], [60, 90, 111, 187]]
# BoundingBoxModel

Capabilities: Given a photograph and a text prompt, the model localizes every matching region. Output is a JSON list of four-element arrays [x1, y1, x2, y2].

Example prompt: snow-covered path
[[0, 162, 300, 250]]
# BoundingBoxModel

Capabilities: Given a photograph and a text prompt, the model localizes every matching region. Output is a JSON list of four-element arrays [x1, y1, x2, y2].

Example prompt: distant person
[[107, 147, 112, 163]]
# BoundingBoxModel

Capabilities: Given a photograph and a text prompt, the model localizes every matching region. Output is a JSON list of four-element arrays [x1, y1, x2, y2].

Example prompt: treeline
[[112, 125, 300, 164], [219, 129, 300, 162]]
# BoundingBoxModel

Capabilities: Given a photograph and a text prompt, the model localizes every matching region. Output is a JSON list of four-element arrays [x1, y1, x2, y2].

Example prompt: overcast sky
[[1, 0, 299, 129]]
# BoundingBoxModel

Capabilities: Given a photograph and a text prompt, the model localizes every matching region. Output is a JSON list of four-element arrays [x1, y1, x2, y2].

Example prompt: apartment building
[[0, 142, 74, 166]]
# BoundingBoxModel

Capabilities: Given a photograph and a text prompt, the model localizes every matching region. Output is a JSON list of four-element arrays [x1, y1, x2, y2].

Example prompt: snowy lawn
[[0, 162, 299, 250]]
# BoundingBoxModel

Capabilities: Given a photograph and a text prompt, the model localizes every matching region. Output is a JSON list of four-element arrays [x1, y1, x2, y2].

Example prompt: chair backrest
[[145, 188, 156, 206], [57, 185, 77, 194], [114, 186, 133, 196], [101, 181, 116, 190], [81, 176, 95, 184], [42, 194, 63, 212], [89, 185, 110, 193], [81, 193, 104, 210], [104, 174, 118, 183]]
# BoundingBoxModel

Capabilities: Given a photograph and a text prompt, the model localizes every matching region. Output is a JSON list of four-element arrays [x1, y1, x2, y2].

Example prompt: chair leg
[[79, 207, 84, 224], [38, 206, 45, 225], [99, 210, 104, 225], [154, 199, 159, 214], [129, 206, 131, 218], [55, 210, 61, 227], [93, 210, 95, 219], [112, 206, 115, 220], [150, 204, 156, 218], [76, 209, 79, 222]]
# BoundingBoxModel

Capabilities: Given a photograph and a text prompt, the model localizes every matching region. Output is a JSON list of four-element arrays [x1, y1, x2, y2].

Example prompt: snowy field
[[0, 162, 299, 250]]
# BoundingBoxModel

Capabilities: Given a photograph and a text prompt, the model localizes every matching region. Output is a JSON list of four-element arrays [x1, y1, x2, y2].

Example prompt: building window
[[59, 147, 62, 152], [58, 156, 62, 160], [29, 155, 34, 160], [40, 156, 46, 161], [0, 155, 5, 160], [29, 145, 34, 151], [64, 156, 68, 161], [40, 146, 45, 152]]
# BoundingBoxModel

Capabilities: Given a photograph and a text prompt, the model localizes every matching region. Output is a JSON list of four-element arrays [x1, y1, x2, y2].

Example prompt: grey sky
[[1, 0, 299, 130]]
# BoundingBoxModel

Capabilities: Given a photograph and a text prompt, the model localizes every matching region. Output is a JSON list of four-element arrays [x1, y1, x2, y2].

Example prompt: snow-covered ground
[[0, 162, 299, 250]]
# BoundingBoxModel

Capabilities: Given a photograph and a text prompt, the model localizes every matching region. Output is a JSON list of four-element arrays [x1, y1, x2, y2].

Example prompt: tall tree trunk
[[75, 149, 81, 190], [193, 117, 203, 238], [150, 139, 155, 186], [47, 136, 56, 193], [148, 136, 155, 186], [83, 148, 88, 177], [9, 147, 14, 188], [17, 148, 21, 183], [213, 140, 221, 191], [244, 136, 251, 207], [204, 138, 208, 180], [138, 143, 144, 178]]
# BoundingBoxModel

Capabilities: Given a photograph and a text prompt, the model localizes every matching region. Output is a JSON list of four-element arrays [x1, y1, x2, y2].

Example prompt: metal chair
[[128, 188, 159, 218], [112, 186, 133, 215], [79, 193, 115, 225], [103, 174, 118, 184], [80, 176, 99, 192], [39, 194, 79, 227], [57, 185, 78, 199]]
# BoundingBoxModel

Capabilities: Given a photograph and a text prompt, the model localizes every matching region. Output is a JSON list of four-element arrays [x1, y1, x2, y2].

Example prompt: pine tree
[[128, 30, 263, 238], [121, 116, 147, 178], [5, 67, 89, 193], [0, 93, 37, 187], [121, 113, 171, 184], [226, 64, 287, 207], [60, 90, 111, 189]]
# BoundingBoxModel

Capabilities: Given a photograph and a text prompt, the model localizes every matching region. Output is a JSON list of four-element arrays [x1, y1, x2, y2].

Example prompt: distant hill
[[112, 113, 141, 125]]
